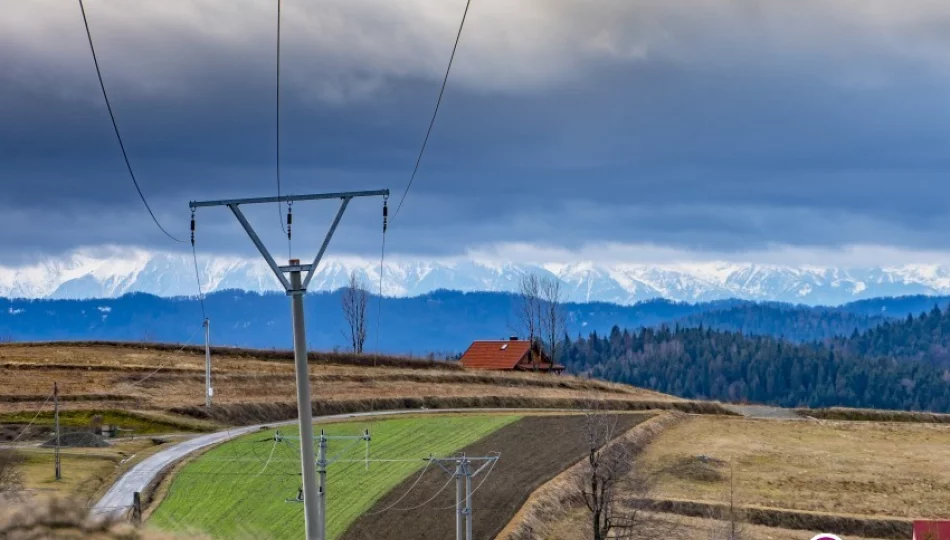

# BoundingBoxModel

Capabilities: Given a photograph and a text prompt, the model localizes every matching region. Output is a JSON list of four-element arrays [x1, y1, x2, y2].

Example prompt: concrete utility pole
[[428, 453, 499, 540], [204, 318, 212, 408], [189, 189, 387, 540], [53, 382, 61, 481]]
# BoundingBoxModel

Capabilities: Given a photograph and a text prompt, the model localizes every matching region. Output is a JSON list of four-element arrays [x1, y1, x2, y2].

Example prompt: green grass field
[[149, 414, 519, 539]]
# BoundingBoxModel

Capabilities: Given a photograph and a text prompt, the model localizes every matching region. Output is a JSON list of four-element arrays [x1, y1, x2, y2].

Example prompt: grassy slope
[[639, 415, 950, 519], [149, 414, 519, 539], [0, 409, 212, 435]]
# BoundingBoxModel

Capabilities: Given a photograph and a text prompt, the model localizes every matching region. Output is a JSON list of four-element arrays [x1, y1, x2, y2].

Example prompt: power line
[[190, 230, 207, 320], [6, 391, 53, 445], [275, 0, 287, 236], [390, 0, 473, 221], [77, 0, 185, 244], [375, 197, 388, 356]]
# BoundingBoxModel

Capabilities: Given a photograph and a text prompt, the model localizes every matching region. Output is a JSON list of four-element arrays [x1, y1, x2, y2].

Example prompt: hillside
[[0, 342, 701, 422], [7, 291, 949, 354]]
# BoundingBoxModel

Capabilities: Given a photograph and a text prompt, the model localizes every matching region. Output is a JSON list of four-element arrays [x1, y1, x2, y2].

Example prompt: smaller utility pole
[[278, 428, 371, 540], [204, 318, 212, 407], [54, 382, 61, 481], [428, 453, 498, 540]]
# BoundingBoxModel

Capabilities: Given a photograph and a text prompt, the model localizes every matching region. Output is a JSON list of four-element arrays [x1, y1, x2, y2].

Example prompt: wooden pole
[[54, 382, 61, 481]]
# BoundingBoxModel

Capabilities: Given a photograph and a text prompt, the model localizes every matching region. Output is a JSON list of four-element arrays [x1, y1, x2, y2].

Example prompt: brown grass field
[[0, 343, 677, 416], [638, 415, 950, 520], [546, 507, 890, 540]]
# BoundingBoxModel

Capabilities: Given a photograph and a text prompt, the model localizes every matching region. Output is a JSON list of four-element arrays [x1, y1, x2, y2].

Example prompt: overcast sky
[[4, 0, 950, 266]]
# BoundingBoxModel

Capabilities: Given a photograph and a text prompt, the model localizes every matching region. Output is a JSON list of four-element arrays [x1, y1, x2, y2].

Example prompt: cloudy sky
[[4, 0, 950, 266]]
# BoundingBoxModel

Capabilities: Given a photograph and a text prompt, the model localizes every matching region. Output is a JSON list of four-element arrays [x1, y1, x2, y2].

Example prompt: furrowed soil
[[0, 343, 678, 416], [341, 413, 648, 540]]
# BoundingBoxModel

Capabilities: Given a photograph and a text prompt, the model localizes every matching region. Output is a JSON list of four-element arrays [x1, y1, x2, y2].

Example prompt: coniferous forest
[[561, 307, 950, 413]]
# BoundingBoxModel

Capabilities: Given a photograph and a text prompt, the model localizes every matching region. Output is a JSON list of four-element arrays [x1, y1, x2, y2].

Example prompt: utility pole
[[428, 453, 499, 540], [277, 428, 371, 539], [190, 189, 387, 540], [204, 318, 212, 407], [54, 382, 61, 481]]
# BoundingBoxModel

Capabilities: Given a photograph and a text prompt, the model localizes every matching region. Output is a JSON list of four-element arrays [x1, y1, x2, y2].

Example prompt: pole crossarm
[[426, 454, 499, 540], [189, 189, 389, 208], [189, 189, 389, 294]]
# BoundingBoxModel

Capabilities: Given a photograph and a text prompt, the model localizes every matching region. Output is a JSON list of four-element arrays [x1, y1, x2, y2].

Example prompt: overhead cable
[[390, 0, 473, 221], [77, 0, 185, 243]]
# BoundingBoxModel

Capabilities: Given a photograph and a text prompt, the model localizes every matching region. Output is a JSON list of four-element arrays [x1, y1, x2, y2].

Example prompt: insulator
[[382, 200, 388, 233]]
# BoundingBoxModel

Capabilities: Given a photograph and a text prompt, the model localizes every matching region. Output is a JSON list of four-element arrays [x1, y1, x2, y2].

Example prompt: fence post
[[132, 492, 142, 525]]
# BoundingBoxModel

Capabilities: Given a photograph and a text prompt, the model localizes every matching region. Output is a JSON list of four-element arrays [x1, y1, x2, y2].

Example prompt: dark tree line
[[837, 305, 950, 368], [561, 324, 950, 413], [676, 303, 887, 342]]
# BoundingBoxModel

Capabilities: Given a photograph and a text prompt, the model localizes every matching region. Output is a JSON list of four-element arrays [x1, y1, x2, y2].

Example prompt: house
[[914, 521, 950, 540], [458, 337, 565, 373]]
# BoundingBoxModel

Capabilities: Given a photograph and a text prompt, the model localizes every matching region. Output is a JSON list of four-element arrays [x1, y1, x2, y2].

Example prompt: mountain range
[[5, 249, 950, 305]]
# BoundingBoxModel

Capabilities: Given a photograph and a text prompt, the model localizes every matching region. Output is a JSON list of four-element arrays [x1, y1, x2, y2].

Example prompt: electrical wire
[[379, 467, 458, 512], [255, 440, 280, 476], [390, 0, 473, 221], [374, 204, 388, 356], [190, 240, 207, 321], [77, 0, 185, 244], [6, 391, 53, 445], [125, 325, 205, 387], [275, 0, 287, 237], [362, 458, 432, 516], [433, 453, 500, 510]]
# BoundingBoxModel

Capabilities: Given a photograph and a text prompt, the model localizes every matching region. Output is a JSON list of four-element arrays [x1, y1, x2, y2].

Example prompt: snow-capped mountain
[[4, 249, 950, 305]]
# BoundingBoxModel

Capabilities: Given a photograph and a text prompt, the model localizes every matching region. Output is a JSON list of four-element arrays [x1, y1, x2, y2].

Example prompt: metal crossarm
[[189, 189, 389, 208]]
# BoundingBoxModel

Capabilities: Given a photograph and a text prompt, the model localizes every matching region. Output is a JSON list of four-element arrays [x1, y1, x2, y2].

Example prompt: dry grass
[[546, 507, 892, 540], [638, 415, 950, 519], [801, 407, 950, 424], [0, 344, 678, 415], [640, 498, 911, 540], [13, 437, 183, 506], [0, 498, 191, 539]]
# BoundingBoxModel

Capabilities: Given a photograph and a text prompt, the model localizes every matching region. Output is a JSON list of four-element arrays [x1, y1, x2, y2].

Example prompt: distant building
[[914, 521, 950, 540], [458, 337, 565, 373]]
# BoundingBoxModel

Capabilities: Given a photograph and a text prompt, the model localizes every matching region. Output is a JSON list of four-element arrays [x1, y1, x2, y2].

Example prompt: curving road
[[91, 407, 548, 520]]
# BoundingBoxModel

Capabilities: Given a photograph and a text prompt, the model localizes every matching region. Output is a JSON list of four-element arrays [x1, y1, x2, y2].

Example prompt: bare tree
[[0, 449, 24, 500], [516, 273, 566, 370], [516, 273, 542, 350], [709, 463, 745, 540], [539, 276, 566, 367], [341, 271, 368, 354], [578, 405, 665, 540]]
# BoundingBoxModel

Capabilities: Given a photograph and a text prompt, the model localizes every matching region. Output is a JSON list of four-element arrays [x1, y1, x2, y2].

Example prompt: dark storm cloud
[[4, 0, 950, 262]]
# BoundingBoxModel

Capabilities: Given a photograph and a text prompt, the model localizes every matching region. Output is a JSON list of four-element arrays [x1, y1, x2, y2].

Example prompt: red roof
[[459, 340, 535, 370], [915, 522, 950, 540]]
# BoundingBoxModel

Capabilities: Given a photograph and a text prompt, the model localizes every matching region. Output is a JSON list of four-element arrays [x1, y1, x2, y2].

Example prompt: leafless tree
[[341, 271, 368, 354], [578, 405, 667, 540], [516, 273, 542, 350], [0, 449, 24, 500], [516, 273, 566, 370], [539, 275, 566, 367], [709, 463, 745, 540]]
